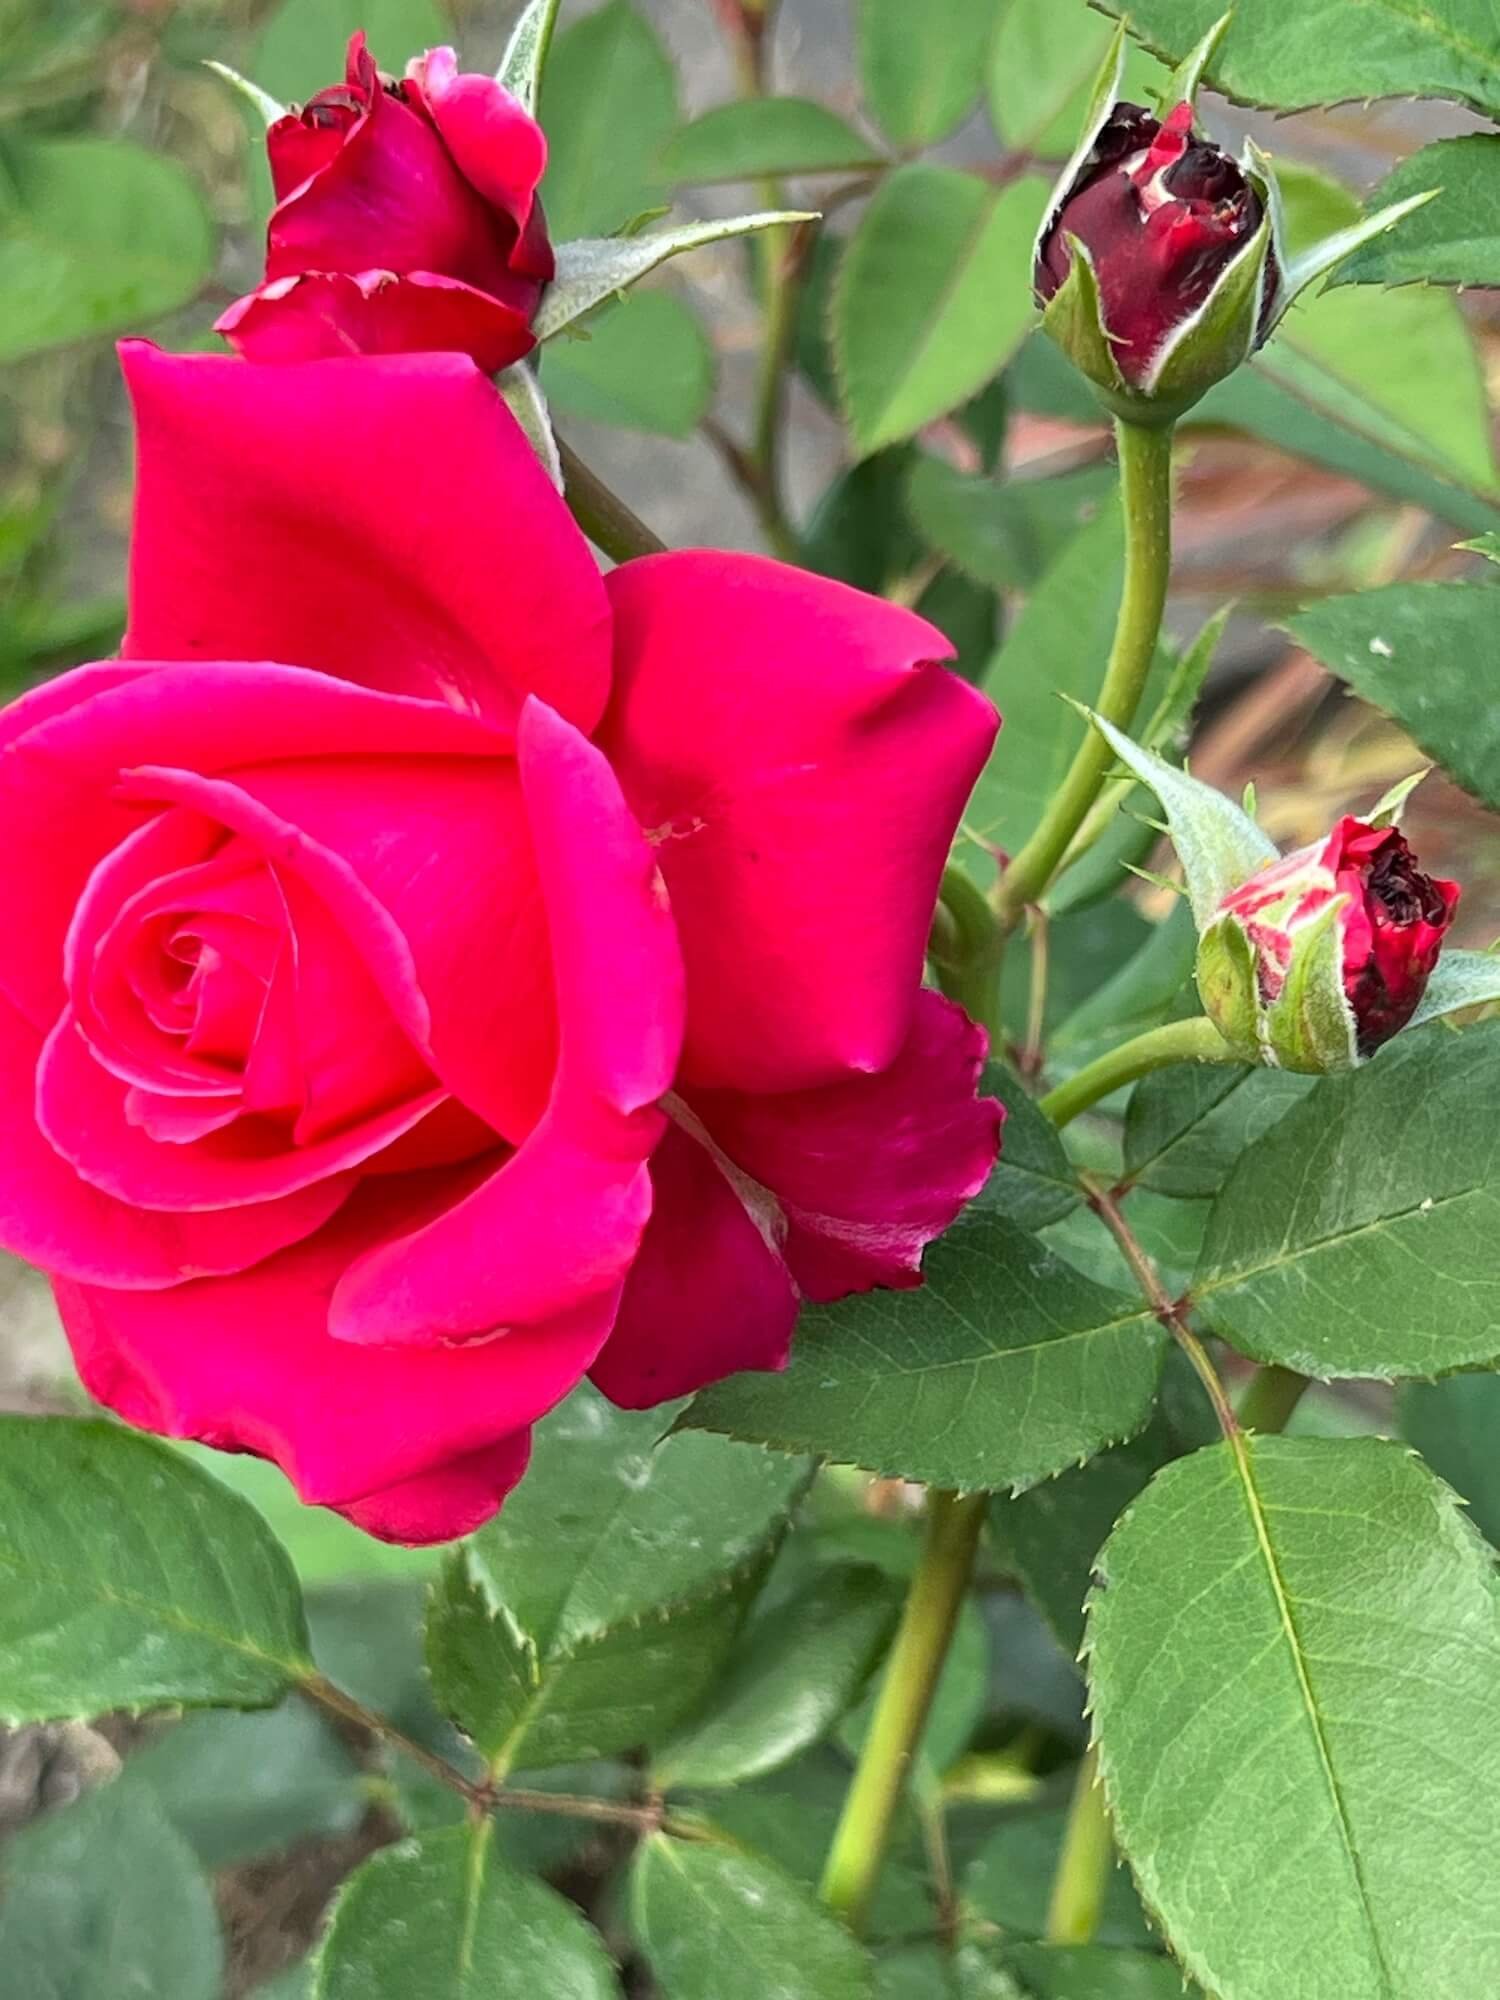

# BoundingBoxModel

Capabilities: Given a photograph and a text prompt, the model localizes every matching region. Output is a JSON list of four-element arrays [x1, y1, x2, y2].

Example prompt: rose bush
[[0, 343, 999, 1541], [217, 33, 552, 371]]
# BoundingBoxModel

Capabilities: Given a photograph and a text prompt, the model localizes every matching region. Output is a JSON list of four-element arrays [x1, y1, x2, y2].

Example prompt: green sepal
[[497, 0, 563, 115], [1405, 948, 1500, 1033], [1160, 11, 1235, 112], [1261, 896, 1361, 1073], [1038, 236, 1130, 404], [203, 60, 285, 127], [1194, 911, 1262, 1058], [1079, 708, 1279, 928], [1366, 769, 1429, 829], [497, 362, 561, 489], [1260, 162, 1441, 337], [535, 211, 816, 341]]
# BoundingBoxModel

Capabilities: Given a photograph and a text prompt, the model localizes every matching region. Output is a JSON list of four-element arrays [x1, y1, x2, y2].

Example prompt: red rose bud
[[1034, 101, 1276, 417], [1201, 817, 1459, 1071], [217, 34, 552, 373]]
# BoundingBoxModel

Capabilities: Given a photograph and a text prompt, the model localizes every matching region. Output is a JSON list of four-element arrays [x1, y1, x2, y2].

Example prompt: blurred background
[[1, 0, 1497, 1987]]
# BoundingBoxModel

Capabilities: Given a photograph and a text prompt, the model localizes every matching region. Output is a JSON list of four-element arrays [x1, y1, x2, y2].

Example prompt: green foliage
[[0, 138, 214, 362], [425, 1387, 808, 1773], [962, 1810, 1153, 1948], [989, 0, 1163, 155], [654, 1563, 901, 1788], [631, 1833, 874, 1999], [251, 0, 445, 100], [1287, 580, 1500, 814], [1401, 1372, 1500, 1546], [1003, 1944, 1198, 1998], [542, 292, 714, 436], [665, 99, 883, 184], [314, 1823, 617, 1999], [0, 1417, 309, 1721], [1335, 137, 1500, 289], [1089, 1436, 1500, 1998], [539, 0, 679, 239], [974, 1067, 1081, 1232], [1194, 1023, 1500, 1377], [855, 0, 997, 147], [1123, 1065, 1313, 1198], [833, 167, 1048, 455], [0, 1783, 222, 2000], [1100, 0, 1500, 117], [685, 1211, 1166, 1490]]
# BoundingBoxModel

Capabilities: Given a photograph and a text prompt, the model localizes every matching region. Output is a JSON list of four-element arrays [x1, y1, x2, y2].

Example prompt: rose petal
[[0, 660, 506, 1034], [589, 1120, 798, 1409], [217, 270, 536, 373], [335, 1433, 532, 1543], [688, 990, 1002, 1300], [121, 344, 611, 730], [330, 698, 684, 1345], [0, 990, 350, 1287], [413, 50, 549, 253], [600, 552, 998, 1091], [53, 1171, 609, 1522]]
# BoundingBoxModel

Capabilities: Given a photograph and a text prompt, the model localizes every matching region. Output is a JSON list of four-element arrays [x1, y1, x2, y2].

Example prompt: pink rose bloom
[[217, 34, 552, 373], [0, 345, 1000, 1542]]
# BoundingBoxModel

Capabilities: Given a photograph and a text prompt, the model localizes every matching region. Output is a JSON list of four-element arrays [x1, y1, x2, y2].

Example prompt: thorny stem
[[1037, 1015, 1241, 1130], [558, 438, 667, 563], [299, 1674, 665, 1832], [996, 419, 1176, 928]]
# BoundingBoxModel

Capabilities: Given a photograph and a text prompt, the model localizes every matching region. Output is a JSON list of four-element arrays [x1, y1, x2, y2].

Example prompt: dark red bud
[[1035, 101, 1276, 387], [1329, 819, 1459, 1054]]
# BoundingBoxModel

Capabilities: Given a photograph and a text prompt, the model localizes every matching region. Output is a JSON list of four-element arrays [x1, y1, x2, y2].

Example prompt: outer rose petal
[[600, 552, 998, 1092], [330, 699, 685, 1346], [121, 344, 611, 731], [217, 271, 535, 374], [414, 50, 549, 254], [54, 1174, 610, 1539], [0, 659, 508, 1033], [0, 991, 351, 1288], [688, 991, 1002, 1300], [337, 1433, 532, 1542], [589, 1120, 798, 1409]]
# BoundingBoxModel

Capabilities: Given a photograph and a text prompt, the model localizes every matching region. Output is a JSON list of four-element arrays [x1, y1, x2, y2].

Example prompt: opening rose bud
[[1035, 101, 1275, 391], [217, 33, 553, 372], [1204, 817, 1459, 1070]]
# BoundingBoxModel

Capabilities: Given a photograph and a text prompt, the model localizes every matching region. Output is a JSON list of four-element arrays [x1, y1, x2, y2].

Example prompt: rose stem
[[818, 1489, 989, 1930], [557, 439, 667, 562], [1044, 1189, 1307, 1943], [995, 417, 1176, 928], [1037, 1014, 1241, 1128]]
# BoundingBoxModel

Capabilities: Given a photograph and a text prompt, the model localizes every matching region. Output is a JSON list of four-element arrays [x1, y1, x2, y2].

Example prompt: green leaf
[[177, 1445, 438, 1585], [957, 505, 1127, 880], [1405, 948, 1500, 1032], [121, 1702, 362, 1868], [1098, 0, 1500, 118], [1287, 580, 1500, 814], [1123, 1064, 1313, 1198], [877, 1943, 1027, 1999], [653, 1564, 899, 1789], [990, 1372, 1217, 1654], [856, 0, 997, 146], [1193, 1023, 1500, 1377], [539, 0, 679, 238], [1002, 1943, 1197, 1998], [542, 292, 713, 436], [802, 448, 926, 592], [1048, 900, 1199, 1070], [535, 209, 810, 341], [0, 1416, 309, 1721], [1401, 1371, 1500, 1547], [834, 167, 1049, 456], [1268, 163, 1495, 493], [974, 1066, 1081, 1232], [1334, 136, 1500, 289], [631, 1832, 874, 1999], [0, 1783, 222, 2000], [1089, 1434, 1500, 1999], [0, 138, 214, 362], [962, 1807, 1153, 1949], [684, 1212, 1165, 1491], [314, 1822, 617, 1999], [904, 457, 1118, 595], [664, 98, 883, 184], [988, 0, 1162, 155], [252, 0, 445, 101], [426, 1386, 808, 1773]]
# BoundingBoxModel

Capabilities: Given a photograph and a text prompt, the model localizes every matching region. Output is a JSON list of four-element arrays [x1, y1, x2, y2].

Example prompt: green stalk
[[819, 1490, 988, 1930], [996, 419, 1175, 926], [1037, 1015, 1239, 1130], [557, 440, 666, 563], [1237, 1363, 1310, 1434], [1045, 1747, 1113, 1944]]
